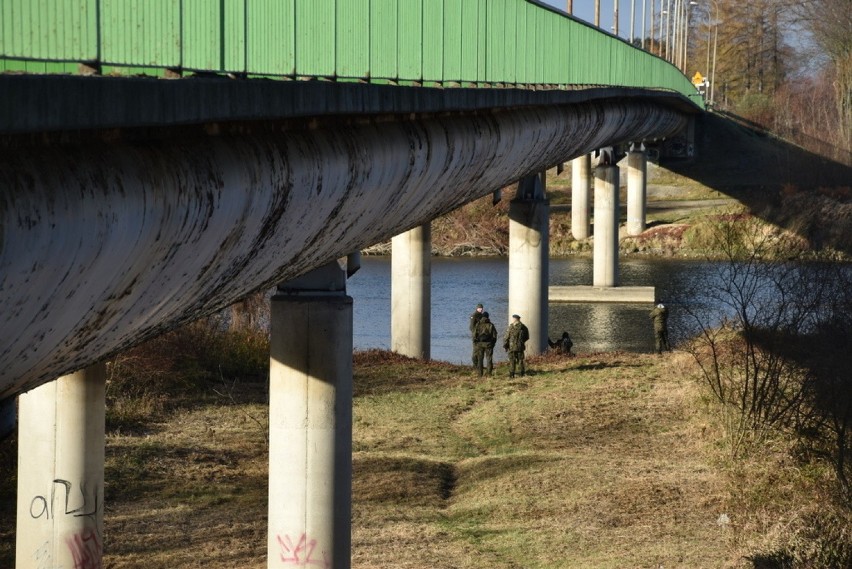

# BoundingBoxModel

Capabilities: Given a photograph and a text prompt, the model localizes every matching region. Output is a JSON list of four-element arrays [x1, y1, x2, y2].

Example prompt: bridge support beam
[[593, 164, 621, 287], [626, 147, 648, 236], [571, 154, 592, 240], [16, 363, 106, 569], [269, 262, 353, 569], [509, 174, 549, 356], [391, 224, 431, 360]]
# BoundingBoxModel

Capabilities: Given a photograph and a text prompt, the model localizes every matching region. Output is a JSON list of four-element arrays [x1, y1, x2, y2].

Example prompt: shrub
[[106, 296, 270, 430]]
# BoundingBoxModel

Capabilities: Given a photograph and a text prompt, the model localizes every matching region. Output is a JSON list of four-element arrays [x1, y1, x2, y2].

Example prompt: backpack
[[475, 321, 494, 343]]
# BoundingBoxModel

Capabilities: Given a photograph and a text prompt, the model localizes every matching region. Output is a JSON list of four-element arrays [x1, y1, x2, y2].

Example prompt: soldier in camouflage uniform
[[503, 314, 530, 378], [472, 312, 498, 376], [649, 303, 670, 354], [469, 303, 485, 366]]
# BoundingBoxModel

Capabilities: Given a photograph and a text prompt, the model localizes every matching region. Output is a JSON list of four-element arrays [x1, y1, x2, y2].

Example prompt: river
[[347, 256, 721, 363]]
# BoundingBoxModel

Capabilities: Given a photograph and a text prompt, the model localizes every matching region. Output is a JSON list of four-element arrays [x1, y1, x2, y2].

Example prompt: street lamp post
[[663, 0, 672, 61], [710, 3, 719, 104], [673, 0, 682, 67], [677, 0, 684, 70], [678, 0, 686, 70], [683, 1, 698, 72], [630, 0, 636, 43], [595, 0, 601, 27], [651, 0, 657, 53], [614, 0, 619, 36]]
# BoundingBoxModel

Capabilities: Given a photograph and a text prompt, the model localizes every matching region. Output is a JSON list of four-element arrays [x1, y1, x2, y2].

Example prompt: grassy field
[[3, 348, 840, 568], [1, 131, 848, 566]]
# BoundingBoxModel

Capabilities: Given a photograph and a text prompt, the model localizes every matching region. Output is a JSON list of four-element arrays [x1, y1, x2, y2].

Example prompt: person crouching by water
[[649, 303, 671, 354], [548, 331, 574, 356], [503, 314, 530, 378], [472, 312, 498, 377]]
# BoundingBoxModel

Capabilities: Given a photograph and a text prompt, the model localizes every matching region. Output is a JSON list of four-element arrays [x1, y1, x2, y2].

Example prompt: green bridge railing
[[0, 0, 704, 109]]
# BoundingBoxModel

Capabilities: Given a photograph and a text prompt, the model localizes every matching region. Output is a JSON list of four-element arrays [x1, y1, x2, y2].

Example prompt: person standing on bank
[[503, 314, 530, 378], [469, 303, 485, 366], [649, 303, 670, 354], [472, 311, 498, 377]]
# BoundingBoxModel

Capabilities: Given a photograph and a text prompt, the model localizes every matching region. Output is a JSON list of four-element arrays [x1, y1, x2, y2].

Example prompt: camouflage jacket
[[649, 307, 669, 332], [473, 318, 498, 345], [503, 322, 529, 352], [469, 310, 483, 335]]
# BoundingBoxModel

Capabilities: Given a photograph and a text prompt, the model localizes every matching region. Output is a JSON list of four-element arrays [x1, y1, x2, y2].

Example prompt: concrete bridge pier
[[593, 163, 620, 287], [571, 154, 592, 240], [391, 223, 431, 360], [16, 363, 106, 569], [509, 173, 550, 355], [626, 146, 648, 236], [269, 261, 353, 569]]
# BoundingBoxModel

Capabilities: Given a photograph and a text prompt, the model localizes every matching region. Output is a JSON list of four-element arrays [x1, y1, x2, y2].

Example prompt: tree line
[[645, 0, 851, 161]]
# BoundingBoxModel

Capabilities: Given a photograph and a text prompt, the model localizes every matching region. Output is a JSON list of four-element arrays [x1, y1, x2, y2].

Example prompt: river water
[[347, 256, 721, 363]]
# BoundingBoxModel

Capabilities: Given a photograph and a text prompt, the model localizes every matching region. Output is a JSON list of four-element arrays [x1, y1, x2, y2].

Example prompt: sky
[[539, 0, 657, 41], [538, 0, 816, 76]]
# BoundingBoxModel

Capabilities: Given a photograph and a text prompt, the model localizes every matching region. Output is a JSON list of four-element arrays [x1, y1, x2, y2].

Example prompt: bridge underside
[[0, 98, 686, 397]]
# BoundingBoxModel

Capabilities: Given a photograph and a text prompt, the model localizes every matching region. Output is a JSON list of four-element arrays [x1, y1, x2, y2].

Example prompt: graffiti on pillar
[[31, 541, 53, 569], [66, 529, 103, 569], [276, 533, 331, 568], [29, 479, 100, 522]]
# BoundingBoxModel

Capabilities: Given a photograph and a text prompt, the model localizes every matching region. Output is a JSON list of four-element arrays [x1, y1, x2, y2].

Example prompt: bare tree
[[681, 214, 825, 453], [794, 0, 852, 151], [692, 0, 791, 109]]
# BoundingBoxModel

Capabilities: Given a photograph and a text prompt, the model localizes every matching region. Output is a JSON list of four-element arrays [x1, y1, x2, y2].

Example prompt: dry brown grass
[[0, 350, 844, 568]]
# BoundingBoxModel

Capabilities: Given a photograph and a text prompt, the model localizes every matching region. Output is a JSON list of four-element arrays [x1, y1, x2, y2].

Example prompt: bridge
[[1, 1, 702, 567]]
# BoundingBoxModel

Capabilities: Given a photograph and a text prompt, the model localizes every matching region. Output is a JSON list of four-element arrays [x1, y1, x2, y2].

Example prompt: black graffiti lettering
[[30, 496, 49, 519], [29, 479, 100, 521], [53, 479, 99, 520]]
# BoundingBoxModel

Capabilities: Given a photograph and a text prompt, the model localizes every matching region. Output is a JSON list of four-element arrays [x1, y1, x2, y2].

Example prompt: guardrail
[[0, 0, 704, 109]]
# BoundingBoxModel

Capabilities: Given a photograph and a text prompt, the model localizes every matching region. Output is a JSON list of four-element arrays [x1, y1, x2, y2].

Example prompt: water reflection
[[347, 256, 723, 364]]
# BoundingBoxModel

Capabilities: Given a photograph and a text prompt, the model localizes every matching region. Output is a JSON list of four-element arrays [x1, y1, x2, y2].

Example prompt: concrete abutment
[[626, 148, 648, 236], [269, 261, 353, 569], [593, 164, 620, 287], [508, 174, 550, 355], [571, 154, 592, 240], [16, 363, 106, 569], [391, 224, 432, 360]]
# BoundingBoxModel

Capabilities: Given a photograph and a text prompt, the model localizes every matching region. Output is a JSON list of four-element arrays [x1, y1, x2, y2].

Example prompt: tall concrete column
[[571, 154, 592, 240], [269, 261, 352, 569], [593, 164, 620, 287], [509, 174, 549, 356], [391, 223, 431, 360], [16, 363, 106, 569], [626, 148, 648, 236]]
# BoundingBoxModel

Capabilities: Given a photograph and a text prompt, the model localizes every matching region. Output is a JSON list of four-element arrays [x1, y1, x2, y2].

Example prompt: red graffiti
[[66, 530, 102, 569], [277, 533, 330, 568]]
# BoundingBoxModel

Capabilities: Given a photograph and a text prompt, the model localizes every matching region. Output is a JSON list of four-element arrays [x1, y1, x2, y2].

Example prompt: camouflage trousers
[[473, 342, 495, 376], [508, 350, 525, 377], [654, 329, 670, 354]]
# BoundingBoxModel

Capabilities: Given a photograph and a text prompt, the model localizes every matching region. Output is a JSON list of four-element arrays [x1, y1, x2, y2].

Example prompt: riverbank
[[2, 349, 845, 567], [364, 162, 852, 261]]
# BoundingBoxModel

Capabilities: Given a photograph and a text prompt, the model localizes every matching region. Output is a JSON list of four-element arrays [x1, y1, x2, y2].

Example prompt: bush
[[106, 297, 270, 430]]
